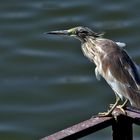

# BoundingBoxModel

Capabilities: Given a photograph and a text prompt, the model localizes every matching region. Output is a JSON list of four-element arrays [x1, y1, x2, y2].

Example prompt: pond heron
[[46, 26, 140, 116]]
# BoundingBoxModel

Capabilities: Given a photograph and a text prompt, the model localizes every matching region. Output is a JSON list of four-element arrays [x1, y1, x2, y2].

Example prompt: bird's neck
[[81, 38, 103, 66], [81, 37, 118, 74]]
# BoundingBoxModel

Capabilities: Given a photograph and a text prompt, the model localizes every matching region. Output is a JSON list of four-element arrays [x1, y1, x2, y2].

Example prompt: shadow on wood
[[40, 107, 140, 140]]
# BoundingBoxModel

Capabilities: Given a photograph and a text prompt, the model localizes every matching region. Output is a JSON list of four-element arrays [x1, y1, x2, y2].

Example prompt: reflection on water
[[0, 0, 140, 140]]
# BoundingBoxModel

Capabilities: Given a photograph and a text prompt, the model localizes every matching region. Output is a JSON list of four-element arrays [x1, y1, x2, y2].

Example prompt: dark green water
[[0, 0, 140, 140]]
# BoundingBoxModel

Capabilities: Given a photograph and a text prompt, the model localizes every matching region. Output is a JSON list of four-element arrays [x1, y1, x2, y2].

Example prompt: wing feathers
[[120, 50, 140, 90], [106, 50, 140, 91]]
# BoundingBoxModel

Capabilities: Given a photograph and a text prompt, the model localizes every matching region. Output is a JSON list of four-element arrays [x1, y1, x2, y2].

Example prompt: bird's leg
[[119, 99, 128, 108], [109, 94, 120, 108], [116, 99, 128, 114], [98, 96, 120, 116]]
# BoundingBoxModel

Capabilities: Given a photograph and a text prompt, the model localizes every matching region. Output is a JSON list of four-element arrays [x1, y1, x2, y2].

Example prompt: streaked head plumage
[[47, 26, 104, 42]]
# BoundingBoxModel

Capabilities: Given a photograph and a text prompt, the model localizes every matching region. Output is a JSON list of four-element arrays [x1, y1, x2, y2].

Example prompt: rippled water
[[0, 0, 140, 140]]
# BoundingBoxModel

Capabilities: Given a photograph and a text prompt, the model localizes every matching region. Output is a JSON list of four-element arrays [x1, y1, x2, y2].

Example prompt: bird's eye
[[81, 31, 88, 34]]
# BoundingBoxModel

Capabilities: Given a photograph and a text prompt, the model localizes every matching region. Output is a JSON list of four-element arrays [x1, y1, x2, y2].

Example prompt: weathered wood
[[125, 107, 140, 125], [40, 107, 140, 140], [40, 116, 113, 140]]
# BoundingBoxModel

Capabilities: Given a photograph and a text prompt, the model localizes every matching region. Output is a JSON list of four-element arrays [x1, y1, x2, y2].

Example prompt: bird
[[46, 26, 140, 116]]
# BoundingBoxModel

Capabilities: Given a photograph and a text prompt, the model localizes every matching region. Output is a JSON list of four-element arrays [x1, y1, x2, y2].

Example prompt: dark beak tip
[[44, 32, 53, 34]]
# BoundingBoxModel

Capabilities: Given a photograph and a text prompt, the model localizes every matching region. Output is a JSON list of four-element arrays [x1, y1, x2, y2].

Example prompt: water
[[0, 0, 140, 140]]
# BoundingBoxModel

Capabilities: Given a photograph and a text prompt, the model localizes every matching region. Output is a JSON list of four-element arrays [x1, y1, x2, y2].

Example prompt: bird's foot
[[116, 105, 127, 115], [114, 99, 128, 115], [98, 97, 121, 117], [109, 104, 126, 115]]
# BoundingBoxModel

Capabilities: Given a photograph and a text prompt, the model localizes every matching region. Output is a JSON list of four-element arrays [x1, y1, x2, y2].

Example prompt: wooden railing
[[40, 107, 140, 140]]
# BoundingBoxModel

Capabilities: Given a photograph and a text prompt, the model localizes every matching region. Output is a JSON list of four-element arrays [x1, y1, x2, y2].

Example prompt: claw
[[98, 96, 121, 117]]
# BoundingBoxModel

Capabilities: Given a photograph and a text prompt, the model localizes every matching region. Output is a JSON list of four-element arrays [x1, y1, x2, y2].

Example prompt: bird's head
[[46, 26, 104, 42]]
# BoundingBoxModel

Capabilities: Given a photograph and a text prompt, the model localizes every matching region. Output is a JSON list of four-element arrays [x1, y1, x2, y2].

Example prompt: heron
[[46, 26, 140, 116]]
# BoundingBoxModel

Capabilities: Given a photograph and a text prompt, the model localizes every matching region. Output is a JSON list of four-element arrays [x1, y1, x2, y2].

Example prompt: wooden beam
[[40, 116, 113, 140], [40, 107, 140, 140], [125, 107, 140, 125]]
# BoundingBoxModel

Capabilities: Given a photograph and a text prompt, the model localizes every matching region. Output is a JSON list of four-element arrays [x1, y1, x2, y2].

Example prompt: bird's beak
[[45, 30, 70, 36]]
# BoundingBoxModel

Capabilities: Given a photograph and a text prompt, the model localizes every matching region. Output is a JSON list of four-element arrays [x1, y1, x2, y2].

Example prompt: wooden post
[[112, 115, 133, 140]]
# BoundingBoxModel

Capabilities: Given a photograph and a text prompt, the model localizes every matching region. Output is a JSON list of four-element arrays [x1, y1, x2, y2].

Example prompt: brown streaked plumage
[[46, 26, 140, 116]]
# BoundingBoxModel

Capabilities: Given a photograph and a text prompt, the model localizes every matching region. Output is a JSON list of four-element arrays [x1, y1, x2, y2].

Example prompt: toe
[[116, 105, 127, 114], [98, 112, 112, 117]]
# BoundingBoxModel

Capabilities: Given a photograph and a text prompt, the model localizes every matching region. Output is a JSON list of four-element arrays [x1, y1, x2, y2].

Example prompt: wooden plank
[[40, 116, 113, 140]]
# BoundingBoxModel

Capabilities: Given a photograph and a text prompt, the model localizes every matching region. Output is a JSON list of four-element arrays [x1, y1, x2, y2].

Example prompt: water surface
[[0, 0, 140, 139]]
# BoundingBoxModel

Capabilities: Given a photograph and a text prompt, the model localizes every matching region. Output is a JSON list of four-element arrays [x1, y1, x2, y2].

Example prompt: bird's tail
[[128, 89, 140, 109]]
